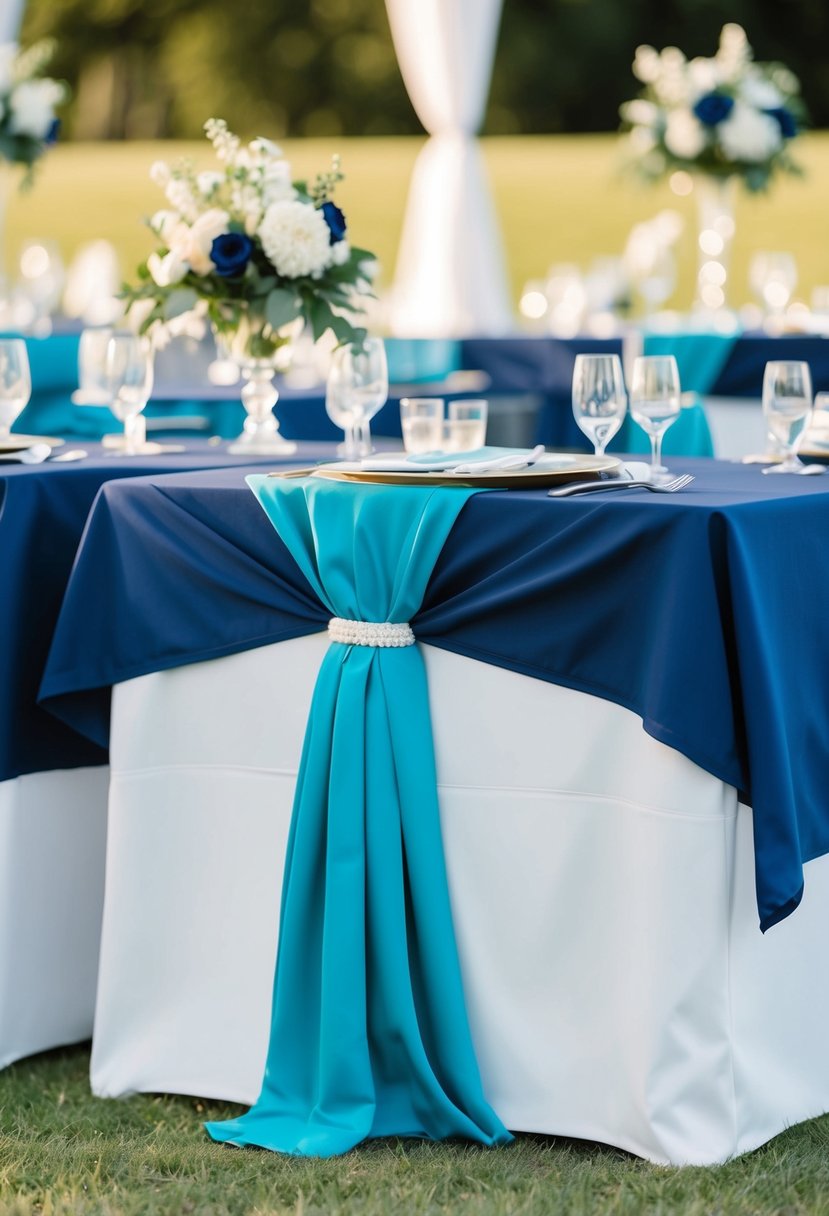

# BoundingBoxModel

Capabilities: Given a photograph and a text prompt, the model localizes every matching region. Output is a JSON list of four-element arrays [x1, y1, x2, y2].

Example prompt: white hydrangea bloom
[[8, 78, 62, 138], [664, 109, 707, 159], [718, 103, 781, 163], [258, 200, 332, 279], [739, 74, 783, 110]]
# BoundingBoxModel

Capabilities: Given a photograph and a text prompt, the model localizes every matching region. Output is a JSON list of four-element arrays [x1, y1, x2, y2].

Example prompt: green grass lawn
[[3, 1045, 829, 1215], [4, 133, 829, 314]]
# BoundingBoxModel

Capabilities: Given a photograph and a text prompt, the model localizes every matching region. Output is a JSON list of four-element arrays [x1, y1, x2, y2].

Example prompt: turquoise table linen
[[206, 477, 510, 1157], [613, 331, 740, 457], [384, 338, 461, 384]]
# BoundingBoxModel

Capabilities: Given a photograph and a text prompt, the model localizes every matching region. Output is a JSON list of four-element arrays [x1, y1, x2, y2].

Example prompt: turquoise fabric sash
[[206, 476, 511, 1157], [613, 331, 740, 458]]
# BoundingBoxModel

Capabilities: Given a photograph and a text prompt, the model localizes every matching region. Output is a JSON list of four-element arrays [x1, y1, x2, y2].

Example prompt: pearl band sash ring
[[328, 618, 415, 648]]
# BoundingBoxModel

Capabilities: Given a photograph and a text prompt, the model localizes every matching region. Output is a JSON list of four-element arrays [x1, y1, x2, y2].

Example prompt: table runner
[[205, 477, 509, 1155], [39, 459, 829, 932]]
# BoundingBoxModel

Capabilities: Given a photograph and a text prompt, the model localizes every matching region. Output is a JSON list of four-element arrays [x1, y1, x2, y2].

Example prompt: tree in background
[[21, 0, 829, 140]]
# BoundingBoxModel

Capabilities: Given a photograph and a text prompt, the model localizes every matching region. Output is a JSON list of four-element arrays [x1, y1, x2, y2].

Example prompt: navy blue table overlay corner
[[0, 442, 336, 784], [38, 457, 829, 934]]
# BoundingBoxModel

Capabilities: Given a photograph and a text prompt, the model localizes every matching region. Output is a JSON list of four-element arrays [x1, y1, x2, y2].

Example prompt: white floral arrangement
[[124, 119, 376, 356], [620, 24, 804, 192], [0, 40, 66, 175]]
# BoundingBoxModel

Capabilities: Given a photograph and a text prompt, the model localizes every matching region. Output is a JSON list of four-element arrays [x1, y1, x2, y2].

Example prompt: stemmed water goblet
[[326, 338, 388, 459], [571, 353, 627, 456], [762, 360, 812, 474], [0, 339, 32, 444], [104, 334, 154, 455], [629, 355, 681, 481]]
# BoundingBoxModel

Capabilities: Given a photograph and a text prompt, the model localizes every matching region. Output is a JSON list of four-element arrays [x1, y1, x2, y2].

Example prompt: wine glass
[[0, 339, 32, 443], [326, 338, 388, 459], [325, 364, 360, 459], [762, 360, 812, 474], [76, 327, 115, 405], [629, 355, 681, 481], [104, 334, 154, 455], [572, 354, 627, 456]]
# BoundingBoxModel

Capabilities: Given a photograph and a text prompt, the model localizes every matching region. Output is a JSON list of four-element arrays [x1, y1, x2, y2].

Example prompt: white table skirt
[[0, 766, 108, 1068], [91, 636, 829, 1166]]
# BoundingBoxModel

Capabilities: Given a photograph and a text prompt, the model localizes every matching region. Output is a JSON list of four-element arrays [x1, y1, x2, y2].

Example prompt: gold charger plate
[[0, 434, 65, 452], [310, 453, 622, 489]]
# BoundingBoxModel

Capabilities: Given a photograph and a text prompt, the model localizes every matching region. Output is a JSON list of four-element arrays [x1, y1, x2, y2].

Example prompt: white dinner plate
[[0, 434, 65, 452], [309, 453, 622, 489]]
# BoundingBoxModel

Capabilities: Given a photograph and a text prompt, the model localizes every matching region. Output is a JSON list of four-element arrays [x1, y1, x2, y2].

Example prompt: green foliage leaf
[[163, 287, 200, 320], [307, 297, 364, 346], [266, 288, 301, 330]]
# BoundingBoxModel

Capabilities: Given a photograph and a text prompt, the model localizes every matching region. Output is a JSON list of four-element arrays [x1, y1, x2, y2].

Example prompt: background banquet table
[[13, 331, 829, 453], [35, 457, 829, 1164], [0, 440, 335, 1070]]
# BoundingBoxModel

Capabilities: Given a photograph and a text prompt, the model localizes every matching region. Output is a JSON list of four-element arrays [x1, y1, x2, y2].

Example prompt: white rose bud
[[150, 160, 171, 187], [186, 208, 230, 274]]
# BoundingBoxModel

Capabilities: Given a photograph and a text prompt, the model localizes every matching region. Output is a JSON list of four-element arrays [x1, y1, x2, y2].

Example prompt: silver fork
[[548, 473, 694, 498]]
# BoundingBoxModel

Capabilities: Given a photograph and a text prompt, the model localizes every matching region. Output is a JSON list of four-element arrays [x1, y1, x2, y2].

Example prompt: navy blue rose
[[210, 232, 254, 277], [692, 92, 735, 127], [766, 106, 797, 139], [45, 118, 60, 146], [319, 200, 347, 245]]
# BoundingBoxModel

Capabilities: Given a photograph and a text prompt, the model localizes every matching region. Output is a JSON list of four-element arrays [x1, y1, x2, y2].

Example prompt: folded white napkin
[[358, 446, 552, 474], [327, 450, 650, 482], [358, 447, 499, 473], [622, 461, 653, 482]]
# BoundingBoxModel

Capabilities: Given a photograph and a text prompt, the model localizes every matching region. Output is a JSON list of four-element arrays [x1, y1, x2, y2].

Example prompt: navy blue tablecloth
[[0, 441, 338, 785], [460, 334, 829, 448], [39, 458, 829, 933]]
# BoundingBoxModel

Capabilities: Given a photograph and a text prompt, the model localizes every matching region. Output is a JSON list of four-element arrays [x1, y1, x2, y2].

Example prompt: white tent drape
[[0, 0, 26, 42], [385, 0, 512, 336]]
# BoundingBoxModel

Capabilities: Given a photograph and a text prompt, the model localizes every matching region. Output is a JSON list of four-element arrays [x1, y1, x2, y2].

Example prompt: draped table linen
[[205, 478, 509, 1154], [41, 459, 829, 933]]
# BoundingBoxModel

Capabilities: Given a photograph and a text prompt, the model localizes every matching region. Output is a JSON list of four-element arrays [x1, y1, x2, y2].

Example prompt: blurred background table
[[10, 330, 829, 457], [0, 440, 337, 1071]]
